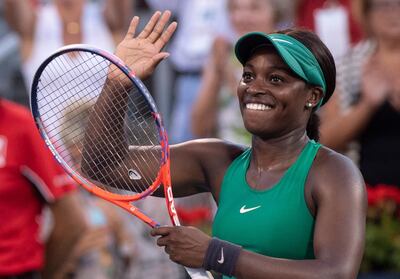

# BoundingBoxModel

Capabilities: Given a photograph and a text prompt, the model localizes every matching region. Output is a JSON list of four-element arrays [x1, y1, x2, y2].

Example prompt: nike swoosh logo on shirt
[[217, 247, 224, 264], [240, 205, 261, 214]]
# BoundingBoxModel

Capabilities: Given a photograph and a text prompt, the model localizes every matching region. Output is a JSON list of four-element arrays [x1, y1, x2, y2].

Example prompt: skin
[[191, 0, 277, 138], [320, 0, 400, 151], [4, 0, 133, 62], [42, 193, 87, 279], [85, 11, 367, 279]]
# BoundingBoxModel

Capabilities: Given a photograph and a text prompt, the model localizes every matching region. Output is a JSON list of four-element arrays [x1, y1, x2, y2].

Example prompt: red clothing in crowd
[[296, 0, 363, 44], [0, 99, 76, 276]]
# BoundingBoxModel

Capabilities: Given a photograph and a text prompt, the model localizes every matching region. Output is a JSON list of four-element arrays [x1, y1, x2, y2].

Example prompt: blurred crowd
[[0, 0, 399, 278]]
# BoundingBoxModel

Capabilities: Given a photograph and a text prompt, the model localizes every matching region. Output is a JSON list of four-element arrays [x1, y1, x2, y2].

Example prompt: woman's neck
[[251, 131, 309, 171], [56, 2, 84, 44]]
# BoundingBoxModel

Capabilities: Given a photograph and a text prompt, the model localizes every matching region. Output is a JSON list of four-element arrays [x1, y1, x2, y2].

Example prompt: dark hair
[[276, 28, 336, 141]]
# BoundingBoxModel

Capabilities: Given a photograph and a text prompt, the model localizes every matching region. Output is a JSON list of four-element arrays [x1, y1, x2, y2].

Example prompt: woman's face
[[237, 48, 312, 139], [228, 0, 276, 36], [54, 0, 85, 9], [368, 0, 400, 40]]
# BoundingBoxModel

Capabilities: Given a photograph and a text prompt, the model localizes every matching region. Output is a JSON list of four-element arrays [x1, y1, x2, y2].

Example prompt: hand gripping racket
[[30, 44, 213, 279]]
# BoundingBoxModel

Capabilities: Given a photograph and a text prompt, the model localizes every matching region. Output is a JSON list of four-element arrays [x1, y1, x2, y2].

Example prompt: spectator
[[0, 98, 86, 279], [192, 0, 280, 145], [145, 0, 232, 143], [54, 194, 135, 279], [319, 0, 400, 188], [4, 0, 134, 92], [295, 0, 363, 58], [54, 103, 135, 279]]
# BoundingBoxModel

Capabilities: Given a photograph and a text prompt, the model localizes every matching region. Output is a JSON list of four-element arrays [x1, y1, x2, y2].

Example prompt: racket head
[[30, 44, 169, 203], [30, 44, 213, 279]]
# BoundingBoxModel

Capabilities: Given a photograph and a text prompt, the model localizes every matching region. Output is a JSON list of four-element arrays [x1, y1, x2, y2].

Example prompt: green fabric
[[212, 140, 321, 279], [234, 32, 327, 107]]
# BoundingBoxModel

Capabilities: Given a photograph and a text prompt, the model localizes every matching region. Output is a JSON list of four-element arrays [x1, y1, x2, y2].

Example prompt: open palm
[[115, 11, 177, 80]]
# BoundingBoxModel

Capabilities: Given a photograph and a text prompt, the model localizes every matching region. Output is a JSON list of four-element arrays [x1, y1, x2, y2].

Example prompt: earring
[[306, 102, 313, 108]]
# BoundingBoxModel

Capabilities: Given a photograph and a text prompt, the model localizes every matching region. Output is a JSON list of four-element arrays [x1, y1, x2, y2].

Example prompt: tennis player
[[115, 11, 367, 279]]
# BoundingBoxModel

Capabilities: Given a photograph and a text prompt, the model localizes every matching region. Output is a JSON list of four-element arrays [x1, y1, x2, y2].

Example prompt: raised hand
[[115, 11, 177, 80], [360, 55, 391, 109]]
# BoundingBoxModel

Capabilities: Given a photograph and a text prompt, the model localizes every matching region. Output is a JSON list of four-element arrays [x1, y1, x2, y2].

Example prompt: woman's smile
[[245, 103, 273, 111]]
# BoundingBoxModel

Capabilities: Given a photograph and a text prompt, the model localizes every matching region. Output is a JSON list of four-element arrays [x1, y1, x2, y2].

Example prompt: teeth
[[246, 103, 272, 111]]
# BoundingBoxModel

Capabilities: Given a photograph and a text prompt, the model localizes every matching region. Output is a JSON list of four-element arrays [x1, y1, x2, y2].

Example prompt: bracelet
[[203, 237, 242, 277]]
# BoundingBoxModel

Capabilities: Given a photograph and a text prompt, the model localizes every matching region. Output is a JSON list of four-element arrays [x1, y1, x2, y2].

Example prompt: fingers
[[155, 21, 177, 50], [125, 16, 139, 39], [151, 226, 172, 248], [149, 52, 170, 70], [150, 225, 173, 237], [137, 11, 162, 39], [147, 10, 173, 43]]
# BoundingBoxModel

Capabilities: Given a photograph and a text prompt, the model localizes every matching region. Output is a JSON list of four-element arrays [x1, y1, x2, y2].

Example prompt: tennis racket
[[30, 44, 213, 279]]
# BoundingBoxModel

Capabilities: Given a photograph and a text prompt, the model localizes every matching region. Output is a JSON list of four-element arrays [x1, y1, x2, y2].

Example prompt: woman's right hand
[[360, 56, 391, 108], [114, 11, 177, 80]]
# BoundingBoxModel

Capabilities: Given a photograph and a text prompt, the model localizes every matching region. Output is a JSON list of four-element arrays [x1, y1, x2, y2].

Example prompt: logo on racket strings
[[128, 169, 142, 180]]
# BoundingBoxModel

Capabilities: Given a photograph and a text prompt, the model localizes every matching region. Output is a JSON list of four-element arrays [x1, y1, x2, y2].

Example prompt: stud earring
[[306, 102, 313, 108]]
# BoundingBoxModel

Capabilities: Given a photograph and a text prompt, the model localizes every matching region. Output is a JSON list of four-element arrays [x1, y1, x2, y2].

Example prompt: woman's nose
[[246, 79, 266, 95]]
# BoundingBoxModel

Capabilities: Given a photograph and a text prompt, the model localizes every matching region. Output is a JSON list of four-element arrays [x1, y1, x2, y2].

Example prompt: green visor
[[235, 32, 328, 107]]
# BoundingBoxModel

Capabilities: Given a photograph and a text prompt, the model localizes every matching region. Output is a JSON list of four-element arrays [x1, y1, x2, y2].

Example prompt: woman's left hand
[[115, 11, 177, 80], [151, 226, 211, 267]]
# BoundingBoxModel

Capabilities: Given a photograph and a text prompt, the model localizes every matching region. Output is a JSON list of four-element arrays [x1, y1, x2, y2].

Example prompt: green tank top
[[212, 140, 321, 278]]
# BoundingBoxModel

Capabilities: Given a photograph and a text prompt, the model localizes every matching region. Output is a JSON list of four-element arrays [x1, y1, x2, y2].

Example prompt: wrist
[[202, 237, 242, 277]]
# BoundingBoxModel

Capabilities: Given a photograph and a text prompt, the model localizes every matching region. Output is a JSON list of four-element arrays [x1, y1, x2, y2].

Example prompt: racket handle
[[185, 267, 214, 279]]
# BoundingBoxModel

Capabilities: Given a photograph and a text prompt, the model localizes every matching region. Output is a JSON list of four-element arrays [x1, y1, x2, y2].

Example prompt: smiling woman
[[86, 11, 367, 279]]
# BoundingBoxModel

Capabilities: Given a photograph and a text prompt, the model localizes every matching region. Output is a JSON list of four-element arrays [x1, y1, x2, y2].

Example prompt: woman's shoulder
[[306, 145, 367, 217], [314, 145, 361, 176], [311, 145, 365, 194]]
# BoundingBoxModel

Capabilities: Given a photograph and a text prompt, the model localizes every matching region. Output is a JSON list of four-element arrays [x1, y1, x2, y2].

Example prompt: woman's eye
[[242, 72, 253, 81], [270, 75, 283, 83]]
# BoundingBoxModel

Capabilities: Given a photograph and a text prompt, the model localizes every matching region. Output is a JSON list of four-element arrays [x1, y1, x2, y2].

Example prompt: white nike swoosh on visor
[[240, 205, 261, 214]]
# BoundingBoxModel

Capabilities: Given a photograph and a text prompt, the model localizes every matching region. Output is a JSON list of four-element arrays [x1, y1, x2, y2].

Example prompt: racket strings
[[36, 50, 163, 196], [81, 81, 157, 193], [82, 60, 162, 192]]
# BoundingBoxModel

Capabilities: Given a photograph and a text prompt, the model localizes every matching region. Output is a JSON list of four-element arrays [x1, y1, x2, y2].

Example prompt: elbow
[[331, 269, 357, 279], [330, 269, 355, 279], [320, 261, 358, 279]]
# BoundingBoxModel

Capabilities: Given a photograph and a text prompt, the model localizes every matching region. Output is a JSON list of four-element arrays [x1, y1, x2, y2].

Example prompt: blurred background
[[0, 0, 399, 278]]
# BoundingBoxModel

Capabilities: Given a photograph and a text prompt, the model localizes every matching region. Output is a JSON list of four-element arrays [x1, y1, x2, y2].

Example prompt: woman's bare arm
[[103, 0, 135, 44], [319, 90, 379, 150], [4, 0, 35, 38], [191, 38, 231, 137], [81, 12, 176, 186], [232, 151, 366, 279], [320, 56, 391, 150], [151, 149, 367, 279]]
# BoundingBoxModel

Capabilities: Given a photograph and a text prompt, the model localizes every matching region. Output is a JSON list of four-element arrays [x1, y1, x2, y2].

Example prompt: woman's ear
[[305, 86, 324, 109]]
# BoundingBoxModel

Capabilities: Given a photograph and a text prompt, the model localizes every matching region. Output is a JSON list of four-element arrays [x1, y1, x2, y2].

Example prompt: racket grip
[[185, 267, 214, 279]]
